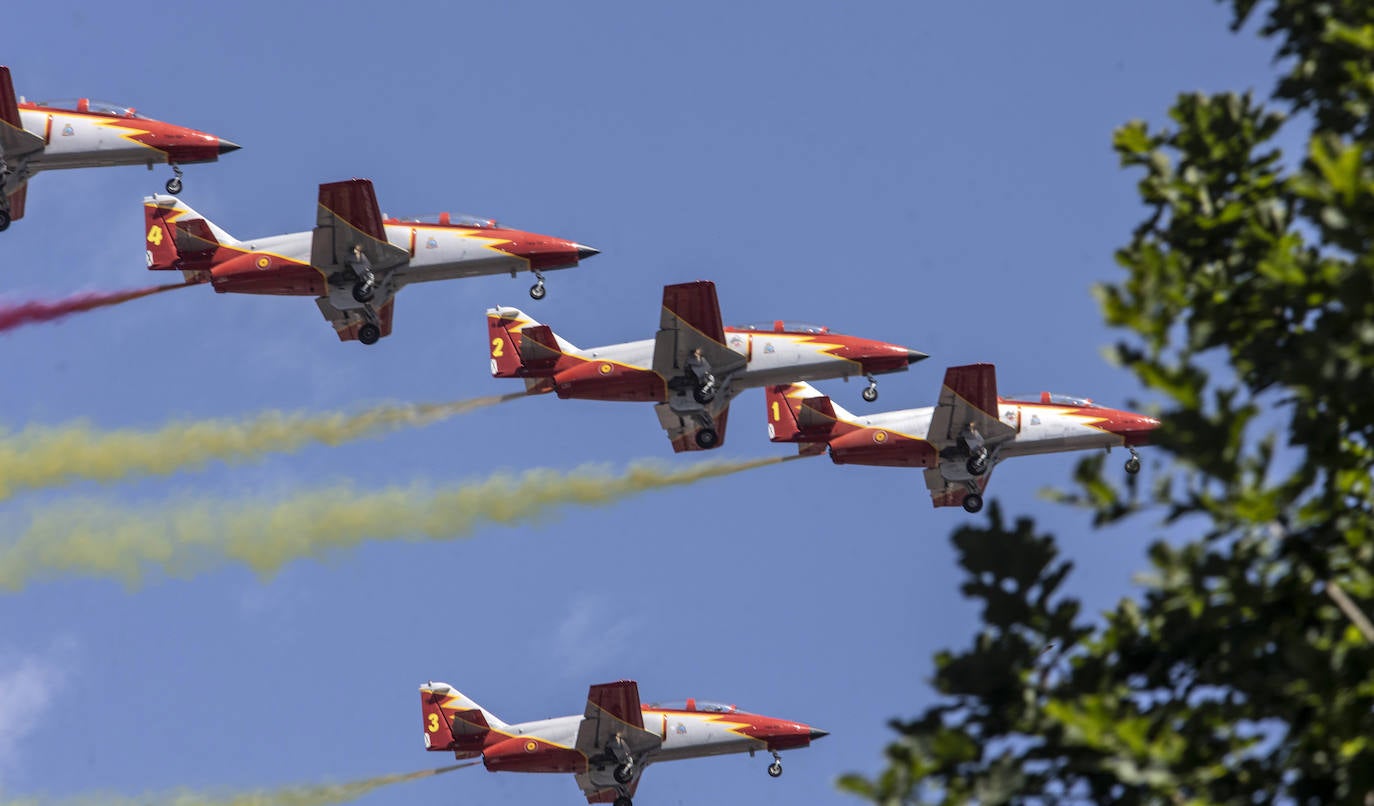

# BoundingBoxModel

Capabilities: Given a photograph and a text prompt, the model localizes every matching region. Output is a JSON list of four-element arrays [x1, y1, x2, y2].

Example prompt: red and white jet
[[144, 178, 597, 344], [420, 680, 826, 806], [0, 66, 239, 231], [488, 280, 926, 451], [766, 363, 1158, 512]]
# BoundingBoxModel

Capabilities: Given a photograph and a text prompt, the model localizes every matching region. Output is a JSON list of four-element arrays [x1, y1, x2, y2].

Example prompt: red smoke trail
[[0, 281, 193, 333]]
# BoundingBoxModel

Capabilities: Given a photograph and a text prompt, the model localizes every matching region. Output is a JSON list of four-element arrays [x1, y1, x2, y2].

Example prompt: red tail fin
[[144, 196, 223, 279], [488, 307, 561, 378], [766, 383, 844, 443], [421, 688, 490, 758]]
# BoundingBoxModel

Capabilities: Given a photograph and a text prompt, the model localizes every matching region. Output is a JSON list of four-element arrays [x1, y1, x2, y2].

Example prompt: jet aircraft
[[765, 363, 1158, 512], [487, 281, 926, 451], [144, 178, 597, 344], [420, 680, 826, 806], [0, 66, 239, 231]]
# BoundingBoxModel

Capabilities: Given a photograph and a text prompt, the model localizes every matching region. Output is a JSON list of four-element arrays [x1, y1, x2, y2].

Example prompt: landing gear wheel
[[1125, 455, 1141, 475], [613, 763, 634, 785], [613, 797, 632, 806], [0, 209, 9, 232], [165, 177, 183, 195], [692, 383, 716, 404], [351, 280, 375, 303], [962, 493, 984, 514], [768, 761, 783, 778], [966, 453, 988, 476], [862, 386, 879, 403], [694, 428, 719, 449], [529, 282, 546, 300], [358, 323, 381, 345]]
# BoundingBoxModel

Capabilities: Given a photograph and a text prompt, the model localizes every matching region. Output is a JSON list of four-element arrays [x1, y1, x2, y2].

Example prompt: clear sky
[[1, 3, 1282, 804]]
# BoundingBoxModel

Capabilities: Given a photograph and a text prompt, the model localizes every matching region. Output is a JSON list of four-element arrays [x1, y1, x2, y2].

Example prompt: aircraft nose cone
[[906, 349, 928, 365], [809, 729, 830, 741], [576, 244, 600, 260], [218, 139, 242, 155]]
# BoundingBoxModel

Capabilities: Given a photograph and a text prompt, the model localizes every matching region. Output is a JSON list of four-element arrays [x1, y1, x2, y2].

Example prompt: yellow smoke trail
[[0, 763, 472, 805], [0, 394, 523, 501], [0, 456, 793, 591]]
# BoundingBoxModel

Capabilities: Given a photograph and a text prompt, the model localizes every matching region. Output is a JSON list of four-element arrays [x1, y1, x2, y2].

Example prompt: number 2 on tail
[[491, 337, 505, 358]]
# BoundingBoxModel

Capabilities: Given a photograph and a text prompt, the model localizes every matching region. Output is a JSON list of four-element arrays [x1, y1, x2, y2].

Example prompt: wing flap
[[927, 363, 1017, 449], [650, 281, 747, 386], [656, 404, 730, 453], [574, 680, 661, 757], [0, 67, 43, 159], [310, 179, 409, 272], [318, 296, 396, 342]]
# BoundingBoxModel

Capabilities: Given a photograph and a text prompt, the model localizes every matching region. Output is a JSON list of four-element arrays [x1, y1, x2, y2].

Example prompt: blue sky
[[1, 3, 1282, 803]]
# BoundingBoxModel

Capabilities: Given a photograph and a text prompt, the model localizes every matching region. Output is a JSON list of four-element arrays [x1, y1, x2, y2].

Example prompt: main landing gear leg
[[0, 158, 11, 232], [1125, 448, 1141, 475], [767, 750, 783, 778], [862, 374, 879, 402], [165, 164, 184, 195], [529, 270, 547, 300]]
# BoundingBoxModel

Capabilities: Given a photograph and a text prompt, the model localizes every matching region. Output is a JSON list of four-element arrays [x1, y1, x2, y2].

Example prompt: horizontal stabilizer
[[519, 324, 561, 371]]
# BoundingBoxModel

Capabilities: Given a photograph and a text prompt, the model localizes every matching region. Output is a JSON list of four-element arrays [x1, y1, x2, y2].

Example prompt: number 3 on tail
[[427, 712, 440, 733]]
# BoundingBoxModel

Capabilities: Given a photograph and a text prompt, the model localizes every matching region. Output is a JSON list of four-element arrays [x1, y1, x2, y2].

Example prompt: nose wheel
[[767, 751, 783, 778], [165, 164, 184, 195], [529, 271, 547, 300], [1125, 449, 1141, 475], [862, 375, 879, 402]]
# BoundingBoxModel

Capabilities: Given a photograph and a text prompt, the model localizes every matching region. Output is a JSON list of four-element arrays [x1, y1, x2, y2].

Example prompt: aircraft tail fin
[[0, 66, 44, 165], [420, 682, 505, 757], [766, 382, 855, 452], [486, 306, 576, 378], [143, 194, 238, 279]]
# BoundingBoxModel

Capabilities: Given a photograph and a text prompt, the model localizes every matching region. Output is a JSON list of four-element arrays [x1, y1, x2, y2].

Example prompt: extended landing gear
[[530, 271, 547, 300], [695, 427, 719, 449], [692, 374, 717, 404], [1125, 448, 1141, 475], [613, 761, 634, 784], [613, 796, 632, 806], [862, 375, 879, 403], [358, 323, 381, 345], [165, 164, 184, 195], [0, 208, 9, 233], [767, 751, 784, 778], [352, 279, 375, 303], [965, 448, 989, 477], [962, 492, 984, 514]]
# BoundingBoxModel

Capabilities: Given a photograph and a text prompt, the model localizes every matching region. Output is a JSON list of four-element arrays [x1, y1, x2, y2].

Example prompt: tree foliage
[[842, 1, 1374, 802]]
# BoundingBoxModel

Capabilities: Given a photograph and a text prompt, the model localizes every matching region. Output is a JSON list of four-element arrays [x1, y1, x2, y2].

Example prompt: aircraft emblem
[[426, 237, 438, 249], [524, 740, 538, 752], [675, 723, 687, 734], [873, 430, 888, 444], [256, 256, 271, 269], [599, 363, 613, 375], [764, 343, 775, 354], [62, 124, 74, 136], [730, 336, 743, 348]]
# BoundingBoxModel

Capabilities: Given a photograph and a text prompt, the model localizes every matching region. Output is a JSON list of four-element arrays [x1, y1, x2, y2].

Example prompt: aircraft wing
[[573, 681, 661, 804], [316, 296, 395, 342], [309, 179, 409, 272], [0, 67, 45, 160], [655, 404, 729, 453], [650, 281, 747, 386], [926, 364, 1017, 450], [924, 465, 995, 509]]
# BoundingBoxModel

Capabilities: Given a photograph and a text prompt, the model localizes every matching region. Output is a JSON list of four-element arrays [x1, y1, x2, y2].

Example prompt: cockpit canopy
[[34, 98, 145, 118], [382, 212, 499, 229], [1007, 391, 1096, 407], [733, 320, 831, 335], [649, 698, 740, 713]]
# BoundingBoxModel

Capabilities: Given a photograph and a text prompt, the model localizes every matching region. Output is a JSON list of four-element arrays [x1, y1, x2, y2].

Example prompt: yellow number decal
[[492, 337, 505, 358], [147, 225, 164, 246], [771, 400, 781, 421], [427, 712, 440, 733]]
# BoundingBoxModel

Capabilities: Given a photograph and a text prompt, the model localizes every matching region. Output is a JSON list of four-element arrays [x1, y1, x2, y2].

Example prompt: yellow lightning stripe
[[91, 117, 163, 154]]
